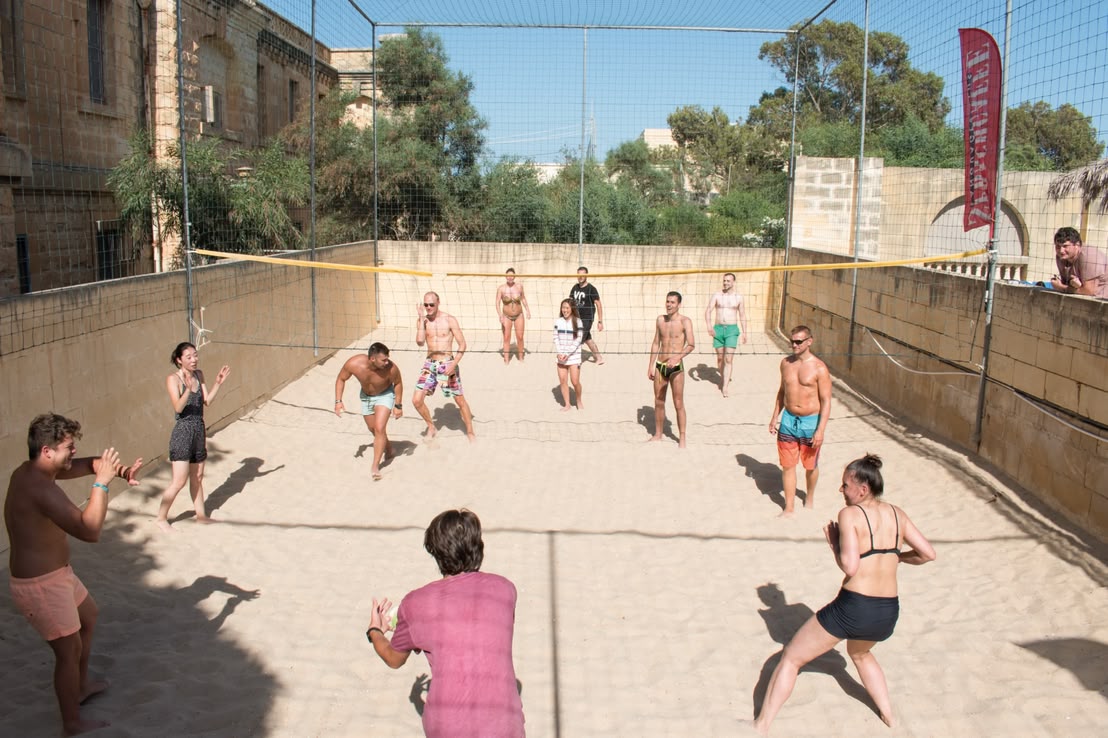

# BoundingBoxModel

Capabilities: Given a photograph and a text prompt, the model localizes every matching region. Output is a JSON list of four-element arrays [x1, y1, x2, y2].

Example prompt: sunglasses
[[423, 303, 437, 307], [790, 338, 808, 345]]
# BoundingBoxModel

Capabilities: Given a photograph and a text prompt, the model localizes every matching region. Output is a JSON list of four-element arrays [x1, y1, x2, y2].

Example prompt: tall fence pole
[[372, 22, 380, 322], [309, 0, 319, 356], [972, 0, 1014, 449], [780, 30, 802, 334], [846, 0, 872, 371], [577, 26, 588, 265], [175, 0, 194, 342]]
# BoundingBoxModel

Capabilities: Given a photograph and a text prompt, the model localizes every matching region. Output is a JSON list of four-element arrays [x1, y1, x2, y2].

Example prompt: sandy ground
[[2, 331, 1107, 737]]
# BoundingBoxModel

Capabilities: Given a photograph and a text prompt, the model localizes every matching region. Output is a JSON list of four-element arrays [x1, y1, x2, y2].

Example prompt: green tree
[[756, 20, 950, 132], [373, 28, 487, 239], [109, 129, 307, 267], [1005, 101, 1104, 171], [667, 105, 748, 196], [604, 139, 675, 205], [480, 159, 550, 243]]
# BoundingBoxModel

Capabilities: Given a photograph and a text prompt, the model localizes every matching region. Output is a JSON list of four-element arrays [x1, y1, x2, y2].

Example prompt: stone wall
[[780, 248, 1108, 540], [0, 241, 377, 551]]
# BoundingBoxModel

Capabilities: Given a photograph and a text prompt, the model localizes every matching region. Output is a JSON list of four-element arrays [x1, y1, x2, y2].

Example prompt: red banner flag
[[959, 29, 1002, 233]]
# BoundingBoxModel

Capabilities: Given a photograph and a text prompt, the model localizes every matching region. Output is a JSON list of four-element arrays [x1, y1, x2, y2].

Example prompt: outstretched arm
[[367, 597, 412, 669]]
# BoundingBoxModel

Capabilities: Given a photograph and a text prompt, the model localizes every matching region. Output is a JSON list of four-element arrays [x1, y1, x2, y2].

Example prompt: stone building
[[0, 0, 345, 297]]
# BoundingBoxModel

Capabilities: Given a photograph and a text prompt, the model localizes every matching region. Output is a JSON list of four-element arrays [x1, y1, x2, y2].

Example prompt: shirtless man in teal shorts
[[648, 291, 695, 448], [335, 342, 405, 480], [703, 273, 748, 397], [769, 326, 832, 516]]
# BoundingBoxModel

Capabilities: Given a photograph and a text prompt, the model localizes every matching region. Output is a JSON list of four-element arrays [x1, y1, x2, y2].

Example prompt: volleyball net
[[187, 244, 990, 365]]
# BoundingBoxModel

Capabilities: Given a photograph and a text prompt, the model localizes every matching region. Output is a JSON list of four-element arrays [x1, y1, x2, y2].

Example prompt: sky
[[263, 0, 1107, 165]]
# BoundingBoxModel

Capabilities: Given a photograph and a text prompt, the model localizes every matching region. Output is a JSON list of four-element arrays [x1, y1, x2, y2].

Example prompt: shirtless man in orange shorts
[[768, 326, 831, 516], [4, 413, 142, 735]]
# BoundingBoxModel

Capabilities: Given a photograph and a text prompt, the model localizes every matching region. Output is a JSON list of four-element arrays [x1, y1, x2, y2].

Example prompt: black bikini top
[[858, 505, 900, 558]]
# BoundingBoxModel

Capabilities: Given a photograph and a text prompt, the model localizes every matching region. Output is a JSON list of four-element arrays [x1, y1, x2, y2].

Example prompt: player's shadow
[[636, 405, 676, 442], [688, 363, 721, 388], [1017, 637, 1108, 692], [203, 457, 284, 517], [752, 583, 876, 718], [549, 385, 578, 409], [736, 453, 788, 511], [408, 674, 523, 718], [432, 404, 467, 432], [355, 440, 418, 464], [179, 575, 261, 632]]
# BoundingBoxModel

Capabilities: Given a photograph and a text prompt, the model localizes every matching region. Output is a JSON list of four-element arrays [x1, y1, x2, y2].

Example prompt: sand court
[[2, 332, 1107, 737]]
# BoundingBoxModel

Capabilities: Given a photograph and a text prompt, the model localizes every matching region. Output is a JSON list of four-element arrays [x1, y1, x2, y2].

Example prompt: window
[[1, 0, 25, 93], [16, 233, 29, 293], [257, 65, 266, 139], [87, 0, 106, 103], [96, 226, 121, 281], [288, 79, 298, 123], [202, 85, 223, 128]]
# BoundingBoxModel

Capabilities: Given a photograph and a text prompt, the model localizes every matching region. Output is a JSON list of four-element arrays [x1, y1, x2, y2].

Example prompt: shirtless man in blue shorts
[[334, 342, 405, 480], [768, 326, 832, 516], [413, 292, 476, 440]]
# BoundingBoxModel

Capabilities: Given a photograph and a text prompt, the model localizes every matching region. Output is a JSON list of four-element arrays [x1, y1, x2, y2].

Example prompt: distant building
[[0, 0, 341, 296]]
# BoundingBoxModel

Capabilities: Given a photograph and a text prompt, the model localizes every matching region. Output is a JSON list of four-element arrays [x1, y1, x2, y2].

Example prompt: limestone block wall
[[781, 248, 1108, 540], [790, 156, 883, 258], [0, 242, 377, 552], [373, 241, 779, 351]]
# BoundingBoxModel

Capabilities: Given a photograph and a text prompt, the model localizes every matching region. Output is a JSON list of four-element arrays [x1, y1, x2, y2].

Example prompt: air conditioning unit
[[202, 86, 222, 126]]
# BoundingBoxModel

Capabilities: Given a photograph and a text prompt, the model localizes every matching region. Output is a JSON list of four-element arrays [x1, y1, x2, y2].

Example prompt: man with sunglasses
[[413, 292, 477, 440], [768, 326, 831, 516]]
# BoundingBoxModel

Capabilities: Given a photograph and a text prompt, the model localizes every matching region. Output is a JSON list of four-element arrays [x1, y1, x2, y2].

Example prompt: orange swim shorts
[[9, 564, 89, 641], [776, 409, 821, 471]]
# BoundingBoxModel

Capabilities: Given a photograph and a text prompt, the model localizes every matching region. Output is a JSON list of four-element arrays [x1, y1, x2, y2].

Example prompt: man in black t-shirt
[[569, 266, 605, 364]]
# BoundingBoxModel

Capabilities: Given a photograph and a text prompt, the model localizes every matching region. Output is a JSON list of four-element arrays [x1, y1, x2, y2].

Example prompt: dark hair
[[577, 266, 588, 274], [667, 290, 682, 303], [171, 342, 196, 367], [724, 272, 736, 280], [368, 342, 390, 357], [844, 453, 884, 496], [790, 325, 811, 339], [28, 413, 82, 460], [1054, 227, 1081, 245], [560, 298, 581, 338], [505, 267, 516, 274], [424, 509, 484, 576]]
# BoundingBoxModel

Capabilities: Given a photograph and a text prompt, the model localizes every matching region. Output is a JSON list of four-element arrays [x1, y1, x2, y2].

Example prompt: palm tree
[[1048, 158, 1108, 213]]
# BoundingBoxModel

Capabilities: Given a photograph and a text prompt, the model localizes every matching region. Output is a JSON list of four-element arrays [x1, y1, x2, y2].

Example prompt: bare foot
[[737, 719, 764, 735], [596, 356, 605, 365], [778, 509, 795, 518], [803, 501, 816, 511], [423, 425, 437, 440], [466, 432, 477, 443], [517, 353, 525, 362], [560, 406, 571, 412], [678, 436, 687, 449], [153, 519, 174, 533], [647, 435, 663, 443], [64, 718, 110, 736], [880, 711, 896, 728], [371, 470, 383, 481], [195, 516, 216, 525], [722, 380, 730, 398], [80, 678, 110, 704], [575, 404, 582, 411]]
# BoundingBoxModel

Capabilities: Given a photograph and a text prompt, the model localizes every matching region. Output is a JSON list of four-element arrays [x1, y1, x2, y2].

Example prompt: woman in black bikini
[[753, 454, 936, 734], [154, 342, 230, 532]]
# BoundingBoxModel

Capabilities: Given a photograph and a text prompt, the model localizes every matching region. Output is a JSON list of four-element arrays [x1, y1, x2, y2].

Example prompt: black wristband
[[366, 627, 384, 644], [395, 404, 403, 410]]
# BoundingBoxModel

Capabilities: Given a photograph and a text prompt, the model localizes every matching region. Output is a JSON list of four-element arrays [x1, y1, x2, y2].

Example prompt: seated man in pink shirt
[[1050, 226, 1108, 298], [366, 509, 525, 738]]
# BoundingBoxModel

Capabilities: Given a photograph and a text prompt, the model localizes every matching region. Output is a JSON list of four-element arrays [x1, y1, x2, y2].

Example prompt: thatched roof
[[1048, 158, 1108, 213]]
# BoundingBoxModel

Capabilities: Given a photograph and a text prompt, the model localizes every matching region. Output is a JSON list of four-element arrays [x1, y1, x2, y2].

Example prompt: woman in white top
[[554, 299, 584, 410]]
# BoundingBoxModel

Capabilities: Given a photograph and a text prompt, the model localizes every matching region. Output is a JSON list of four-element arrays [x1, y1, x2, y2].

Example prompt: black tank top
[[175, 379, 204, 422]]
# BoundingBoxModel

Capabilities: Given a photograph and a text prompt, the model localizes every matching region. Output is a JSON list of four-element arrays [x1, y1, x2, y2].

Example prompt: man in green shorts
[[703, 273, 748, 397]]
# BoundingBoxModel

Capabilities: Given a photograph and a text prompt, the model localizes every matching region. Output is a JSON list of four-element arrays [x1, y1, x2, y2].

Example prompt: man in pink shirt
[[366, 509, 525, 738], [1050, 227, 1108, 298]]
